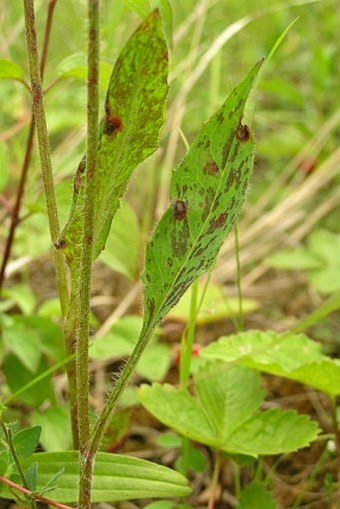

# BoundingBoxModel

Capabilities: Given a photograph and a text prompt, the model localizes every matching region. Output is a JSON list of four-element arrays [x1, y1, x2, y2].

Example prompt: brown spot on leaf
[[162, 51, 169, 62], [236, 123, 251, 142], [210, 213, 227, 229], [204, 160, 219, 176], [173, 200, 187, 221], [103, 115, 123, 137]]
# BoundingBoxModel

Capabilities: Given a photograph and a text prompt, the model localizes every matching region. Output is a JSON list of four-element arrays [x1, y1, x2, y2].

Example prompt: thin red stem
[[0, 0, 59, 294], [0, 475, 73, 509]]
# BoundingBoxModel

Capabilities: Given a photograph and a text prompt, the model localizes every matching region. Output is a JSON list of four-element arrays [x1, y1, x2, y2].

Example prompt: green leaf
[[31, 407, 72, 452], [138, 362, 318, 456], [2, 284, 36, 315], [12, 426, 41, 458], [194, 363, 265, 442], [58, 10, 168, 269], [267, 248, 322, 270], [158, 432, 183, 448], [200, 330, 340, 397], [2, 319, 41, 372], [267, 230, 340, 295], [0, 452, 9, 476], [123, 1, 172, 48], [237, 481, 277, 509], [25, 462, 38, 492], [137, 341, 171, 381], [90, 315, 143, 360], [168, 282, 258, 325], [90, 316, 170, 381], [56, 53, 113, 91], [226, 408, 318, 455], [17, 315, 65, 362], [0, 58, 25, 82], [99, 201, 139, 280], [3, 354, 54, 407], [141, 60, 262, 333], [0, 451, 191, 502]]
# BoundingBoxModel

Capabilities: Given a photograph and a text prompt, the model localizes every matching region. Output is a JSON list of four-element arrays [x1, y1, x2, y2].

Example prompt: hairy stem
[[77, 0, 100, 507], [23, 0, 69, 315], [0, 0, 59, 296], [81, 325, 154, 503]]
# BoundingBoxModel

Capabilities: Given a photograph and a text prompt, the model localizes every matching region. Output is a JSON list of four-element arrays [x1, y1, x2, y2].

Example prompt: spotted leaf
[[58, 10, 168, 268], [142, 60, 262, 331]]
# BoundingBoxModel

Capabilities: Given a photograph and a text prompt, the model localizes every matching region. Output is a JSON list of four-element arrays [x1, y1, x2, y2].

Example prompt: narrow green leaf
[[0, 452, 191, 502], [25, 462, 38, 492], [142, 60, 262, 332], [12, 427, 41, 458], [58, 10, 168, 268], [0, 58, 25, 82]]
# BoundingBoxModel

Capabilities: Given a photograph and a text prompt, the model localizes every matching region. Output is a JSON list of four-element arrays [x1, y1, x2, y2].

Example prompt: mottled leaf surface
[[142, 61, 262, 332], [138, 362, 319, 456], [58, 10, 168, 267]]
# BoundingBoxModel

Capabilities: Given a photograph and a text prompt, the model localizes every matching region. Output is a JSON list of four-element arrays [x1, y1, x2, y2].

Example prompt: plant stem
[[208, 450, 223, 509], [23, 0, 69, 317], [0, 0, 59, 296], [0, 475, 73, 509], [179, 279, 198, 386], [234, 225, 244, 332], [77, 0, 99, 507], [80, 325, 154, 506]]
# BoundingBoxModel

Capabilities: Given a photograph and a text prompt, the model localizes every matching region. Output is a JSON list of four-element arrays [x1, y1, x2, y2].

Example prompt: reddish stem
[[0, 475, 73, 509], [0, 0, 59, 293]]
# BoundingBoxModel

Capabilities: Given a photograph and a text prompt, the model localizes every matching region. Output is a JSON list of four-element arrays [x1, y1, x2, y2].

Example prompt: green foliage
[[0, 58, 25, 83], [99, 201, 139, 280], [167, 282, 258, 325], [31, 407, 72, 452], [0, 451, 191, 503], [2, 2, 338, 508], [90, 315, 171, 382], [268, 229, 340, 294], [201, 330, 340, 397], [12, 426, 41, 458], [237, 481, 277, 509], [141, 61, 262, 333], [58, 10, 168, 270], [138, 362, 319, 456]]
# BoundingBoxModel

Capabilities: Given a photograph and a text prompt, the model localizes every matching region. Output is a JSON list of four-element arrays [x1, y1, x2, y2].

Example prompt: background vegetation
[[0, 0, 339, 508]]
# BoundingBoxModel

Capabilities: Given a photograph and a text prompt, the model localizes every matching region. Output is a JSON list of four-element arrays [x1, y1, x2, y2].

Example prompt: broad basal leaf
[[142, 60, 262, 332], [138, 361, 318, 456], [57, 10, 168, 268], [0, 452, 191, 502], [201, 330, 340, 397]]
